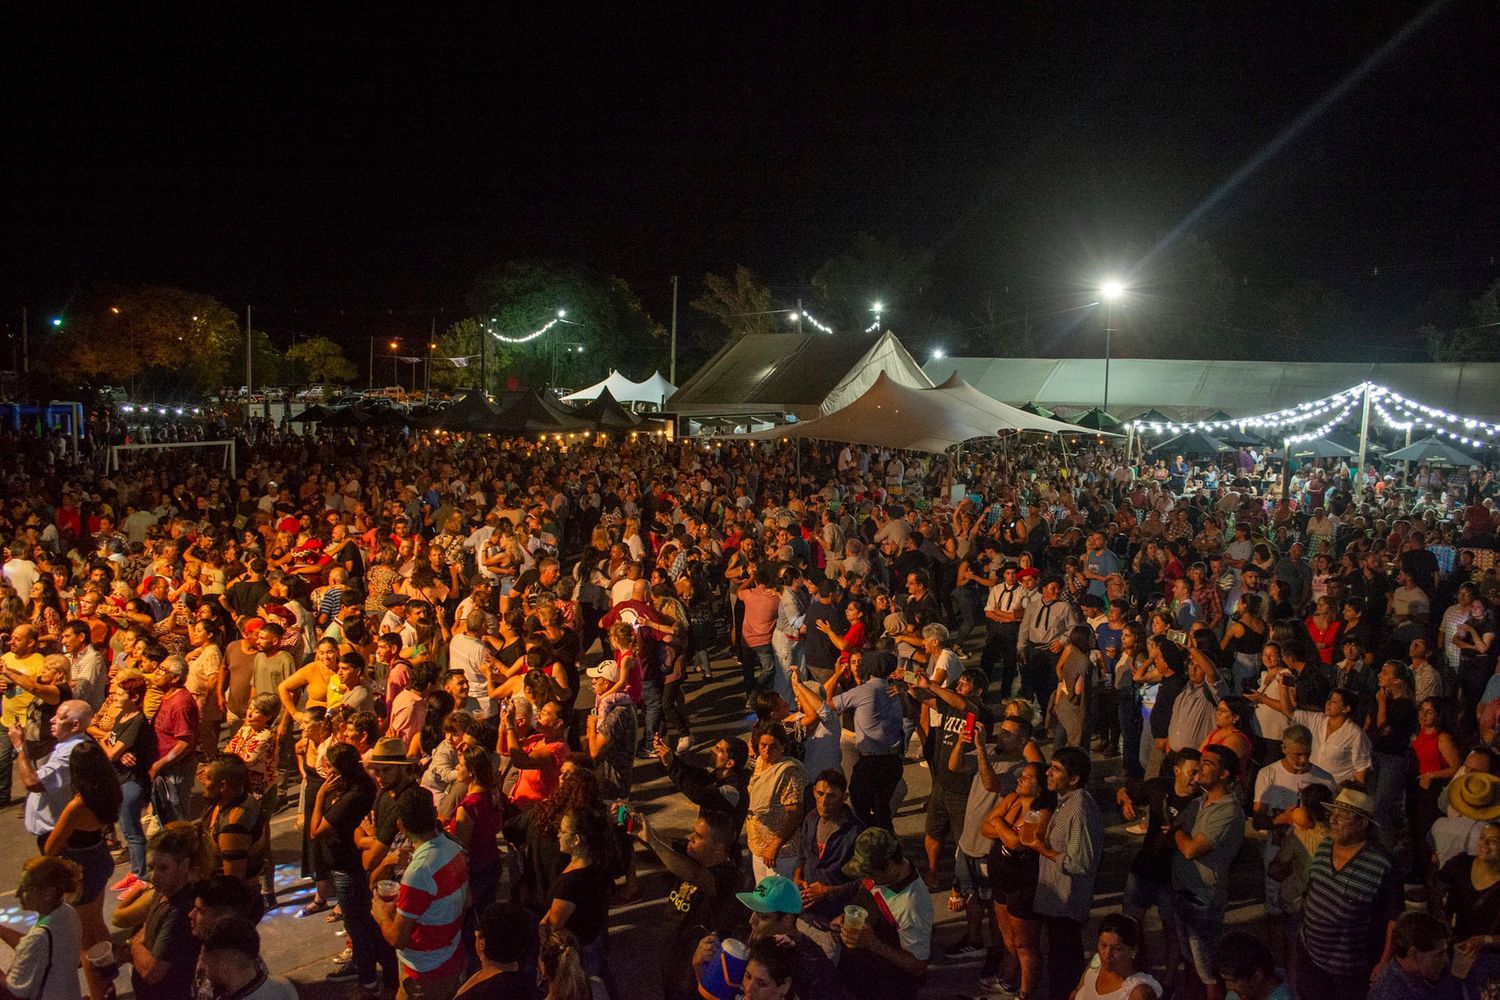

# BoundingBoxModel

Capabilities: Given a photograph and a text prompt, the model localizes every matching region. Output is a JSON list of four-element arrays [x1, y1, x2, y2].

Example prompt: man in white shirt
[[447, 608, 495, 722], [1, 547, 38, 601]]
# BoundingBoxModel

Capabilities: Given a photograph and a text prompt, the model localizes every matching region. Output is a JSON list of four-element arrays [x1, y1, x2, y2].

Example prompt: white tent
[[561, 370, 677, 408], [742, 372, 1091, 453]]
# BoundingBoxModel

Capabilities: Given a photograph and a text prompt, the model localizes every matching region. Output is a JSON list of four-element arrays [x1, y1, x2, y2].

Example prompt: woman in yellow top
[[277, 637, 340, 726]]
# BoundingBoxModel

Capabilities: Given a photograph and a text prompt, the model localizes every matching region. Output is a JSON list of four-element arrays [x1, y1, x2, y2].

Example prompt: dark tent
[[413, 389, 498, 432], [1070, 407, 1124, 432], [1383, 436, 1479, 466], [574, 387, 639, 430], [1290, 437, 1356, 460], [1149, 430, 1233, 458], [1132, 408, 1176, 427], [294, 404, 332, 423], [1019, 401, 1055, 419], [492, 390, 590, 434], [319, 403, 408, 429]]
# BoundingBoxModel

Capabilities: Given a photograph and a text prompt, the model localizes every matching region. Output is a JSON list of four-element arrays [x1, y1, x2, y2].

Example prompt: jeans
[[980, 624, 1020, 697], [1372, 751, 1406, 845], [151, 765, 192, 825], [0, 737, 13, 805], [662, 677, 690, 740], [641, 678, 663, 744], [747, 644, 777, 693], [1117, 686, 1144, 780], [952, 588, 981, 644], [120, 778, 149, 877], [334, 870, 388, 986]]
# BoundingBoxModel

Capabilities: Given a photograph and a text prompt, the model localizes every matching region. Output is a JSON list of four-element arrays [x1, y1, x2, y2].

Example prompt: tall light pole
[[389, 340, 400, 389], [1099, 280, 1124, 413]]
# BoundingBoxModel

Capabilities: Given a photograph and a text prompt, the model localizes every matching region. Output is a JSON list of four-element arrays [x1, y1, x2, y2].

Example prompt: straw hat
[[1449, 772, 1500, 822]]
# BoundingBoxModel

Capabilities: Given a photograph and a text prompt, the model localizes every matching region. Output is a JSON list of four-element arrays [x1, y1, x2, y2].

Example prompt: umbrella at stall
[[1290, 437, 1356, 460], [1131, 408, 1177, 428], [492, 389, 590, 434], [1149, 430, 1233, 458], [411, 389, 497, 432], [294, 404, 332, 423], [1071, 407, 1124, 432], [1382, 436, 1480, 466], [1018, 401, 1055, 419]]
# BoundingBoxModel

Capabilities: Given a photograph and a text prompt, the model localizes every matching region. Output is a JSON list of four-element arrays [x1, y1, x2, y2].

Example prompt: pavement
[[0, 645, 1284, 999]]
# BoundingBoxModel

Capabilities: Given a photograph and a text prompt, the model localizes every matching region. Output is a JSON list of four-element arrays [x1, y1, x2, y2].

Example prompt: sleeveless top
[[1411, 730, 1445, 775], [1226, 621, 1267, 657], [1076, 967, 1162, 1000]]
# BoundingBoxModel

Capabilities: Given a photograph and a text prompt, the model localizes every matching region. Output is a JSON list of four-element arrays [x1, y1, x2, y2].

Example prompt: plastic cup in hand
[[842, 904, 868, 933], [376, 879, 400, 902], [87, 941, 119, 980]]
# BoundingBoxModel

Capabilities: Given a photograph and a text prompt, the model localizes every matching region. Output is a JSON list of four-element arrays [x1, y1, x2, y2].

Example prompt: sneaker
[[110, 873, 142, 893], [261, 892, 277, 913], [675, 735, 693, 754], [358, 982, 380, 998], [325, 961, 359, 983], [943, 939, 985, 958], [979, 976, 1019, 996]]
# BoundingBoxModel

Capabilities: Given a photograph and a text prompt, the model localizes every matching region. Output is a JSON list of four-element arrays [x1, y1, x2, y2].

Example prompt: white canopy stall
[[562, 370, 678, 409]]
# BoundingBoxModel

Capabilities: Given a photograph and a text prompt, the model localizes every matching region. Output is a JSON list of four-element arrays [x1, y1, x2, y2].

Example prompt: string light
[[1128, 384, 1365, 437], [1284, 401, 1356, 446], [800, 310, 835, 335], [864, 318, 882, 333]]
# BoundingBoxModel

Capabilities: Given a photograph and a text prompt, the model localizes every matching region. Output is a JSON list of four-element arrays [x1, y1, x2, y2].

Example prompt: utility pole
[[669, 275, 679, 385], [244, 305, 253, 391], [426, 316, 435, 400], [368, 337, 375, 391], [479, 324, 487, 396], [20, 307, 27, 376]]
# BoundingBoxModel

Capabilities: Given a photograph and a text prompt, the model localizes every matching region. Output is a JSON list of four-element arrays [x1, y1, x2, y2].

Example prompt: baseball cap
[[736, 875, 802, 915], [587, 659, 621, 683], [842, 827, 901, 879]]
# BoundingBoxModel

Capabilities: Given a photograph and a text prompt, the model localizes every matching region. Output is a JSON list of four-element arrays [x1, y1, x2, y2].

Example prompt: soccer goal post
[[109, 439, 237, 477]]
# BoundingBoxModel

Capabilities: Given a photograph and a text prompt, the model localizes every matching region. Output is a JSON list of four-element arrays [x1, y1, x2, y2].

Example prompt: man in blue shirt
[[828, 650, 904, 832], [1082, 533, 1120, 600]]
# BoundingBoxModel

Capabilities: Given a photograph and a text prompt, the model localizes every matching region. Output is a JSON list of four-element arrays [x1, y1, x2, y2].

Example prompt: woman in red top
[[1200, 696, 1254, 784], [815, 599, 867, 668], [1303, 596, 1342, 666], [1409, 697, 1461, 879], [448, 744, 506, 917]]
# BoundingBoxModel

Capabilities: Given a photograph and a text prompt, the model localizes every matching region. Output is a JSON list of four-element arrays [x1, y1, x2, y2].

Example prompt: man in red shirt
[[151, 655, 201, 824]]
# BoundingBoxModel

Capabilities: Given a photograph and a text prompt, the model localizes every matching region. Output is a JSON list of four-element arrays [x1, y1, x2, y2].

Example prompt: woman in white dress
[[1070, 913, 1160, 1000]]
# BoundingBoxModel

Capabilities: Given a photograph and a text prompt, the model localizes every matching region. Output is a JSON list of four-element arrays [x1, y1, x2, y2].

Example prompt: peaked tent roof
[[561, 370, 676, 408], [493, 390, 590, 434], [930, 373, 1097, 435], [923, 358, 1500, 419], [1291, 437, 1356, 460], [1071, 407, 1124, 431], [412, 389, 497, 431], [1148, 430, 1232, 457], [672, 330, 931, 419], [1382, 436, 1479, 465], [574, 387, 640, 430]]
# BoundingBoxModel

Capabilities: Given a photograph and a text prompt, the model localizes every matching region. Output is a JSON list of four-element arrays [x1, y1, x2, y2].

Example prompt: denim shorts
[[1171, 888, 1225, 986], [953, 850, 993, 902]]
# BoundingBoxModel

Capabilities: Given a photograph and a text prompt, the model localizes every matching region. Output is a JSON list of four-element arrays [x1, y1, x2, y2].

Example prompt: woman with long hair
[[97, 669, 154, 887], [741, 936, 799, 1000], [543, 808, 615, 979], [1200, 696, 1254, 785], [539, 927, 605, 1000], [520, 762, 605, 915], [449, 745, 505, 910], [364, 544, 400, 616], [1409, 697, 1462, 882], [311, 742, 383, 988], [1219, 592, 1267, 695], [43, 741, 121, 1000], [1303, 596, 1342, 668], [982, 760, 1054, 1000], [407, 689, 456, 764], [26, 576, 66, 652], [1051, 624, 1094, 749]]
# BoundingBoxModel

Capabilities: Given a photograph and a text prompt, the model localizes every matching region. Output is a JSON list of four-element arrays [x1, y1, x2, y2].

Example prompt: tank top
[[1412, 729, 1445, 775], [1227, 621, 1266, 657]]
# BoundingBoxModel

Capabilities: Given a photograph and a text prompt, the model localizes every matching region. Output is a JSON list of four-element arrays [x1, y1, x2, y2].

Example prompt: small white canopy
[[561, 370, 678, 408], [743, 372, 1095, 453]]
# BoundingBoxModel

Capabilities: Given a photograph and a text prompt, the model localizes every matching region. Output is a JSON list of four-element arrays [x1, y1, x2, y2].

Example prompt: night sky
[[3, 2, 1497, 356]]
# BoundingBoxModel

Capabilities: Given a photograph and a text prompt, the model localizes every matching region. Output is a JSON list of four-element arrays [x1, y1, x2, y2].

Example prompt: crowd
[[0, 419, 1497, 1000]]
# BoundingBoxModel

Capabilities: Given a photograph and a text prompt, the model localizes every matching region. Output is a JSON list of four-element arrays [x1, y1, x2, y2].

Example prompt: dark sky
[[3, 2, 1497, 353]]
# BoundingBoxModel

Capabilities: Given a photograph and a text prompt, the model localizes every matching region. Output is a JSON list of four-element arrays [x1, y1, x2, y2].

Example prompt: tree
[[690, 266, 781, 337], [810, 232, 931, 331], [430, 318, 494, 393], [47, 286, 242, 395], [285, 336, 356, 385], [466, 260, 665, 390], [1425, 278, 1500, 362]]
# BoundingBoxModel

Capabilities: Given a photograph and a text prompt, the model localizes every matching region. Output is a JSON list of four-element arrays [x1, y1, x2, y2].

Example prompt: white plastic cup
[[376, 879, 400, 901], [843, 904, 868, 933]]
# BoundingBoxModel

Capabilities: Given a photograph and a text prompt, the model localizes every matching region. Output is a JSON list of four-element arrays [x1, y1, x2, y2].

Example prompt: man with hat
[[830, 827, 932, 999], [356, 737, 429, 891], [692, 875, 845, 998], [1433, 764, 1500, 867], [1298, 786, 1403, 995], [981, 562, 1029, 697]]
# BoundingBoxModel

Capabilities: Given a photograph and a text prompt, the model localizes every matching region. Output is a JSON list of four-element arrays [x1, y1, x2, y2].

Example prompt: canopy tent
[[1290, 438, 1356, 460], [930, 373, 1099, 435], [561, 370, 677, 409], [573, 387, 640, 430], [1148, 430, 1233, 457], [1071, 407, 1124, 432], [1382, 436, 1479, 466], [1132, 408, 1177, 426], [293, 404, 332, 423], [672, 329, 931, 421], [493, 390, 590, 434], [924, 357, 1500, 419], [740, 372, 1096, 453], [321, 402, 409, 429], [411, 389, 498, 432], [1018, 401, 1056, 419]]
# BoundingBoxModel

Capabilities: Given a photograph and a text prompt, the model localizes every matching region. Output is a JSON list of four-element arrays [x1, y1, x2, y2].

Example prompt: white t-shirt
[[871, 874, 934, 962], [1252, 670, 1288, 740], [1252, 760, 1334, 828], [1293, 710, 1373, 785], [6, 903, 81, 1000], [924, 648, 962, 727], [447, 633, 493, 719]]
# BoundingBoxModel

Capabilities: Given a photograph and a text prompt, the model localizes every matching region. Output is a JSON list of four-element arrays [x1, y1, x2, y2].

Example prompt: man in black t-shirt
[[632, 811, 744, 1000], [129, 826, 206, 1000], [1117, 748, 1202, 954], [801, 580, 842, 682], [910, 668, 993, 888]]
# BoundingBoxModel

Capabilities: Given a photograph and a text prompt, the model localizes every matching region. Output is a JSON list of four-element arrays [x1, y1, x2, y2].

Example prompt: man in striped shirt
[[1297, 787, 1402, 996], [374, 792, 469, 1000]]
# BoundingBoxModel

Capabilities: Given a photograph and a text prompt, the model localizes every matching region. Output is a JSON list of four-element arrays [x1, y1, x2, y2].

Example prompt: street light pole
[[669, 275, 679, 385], [1099, 280, 1125, 414]]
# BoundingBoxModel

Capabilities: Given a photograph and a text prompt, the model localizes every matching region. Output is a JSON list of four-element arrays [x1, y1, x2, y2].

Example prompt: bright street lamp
[[931, 348, 945, 360], [1098, 280, 1126, 413]]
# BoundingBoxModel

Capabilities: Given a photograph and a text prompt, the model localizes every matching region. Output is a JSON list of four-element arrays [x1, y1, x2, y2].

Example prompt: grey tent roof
[[574, 387, 640, 430], [412, 389, 497, 432], [1382, 436, 1480, 465], [922, 358, 1500, 419], [672, 330, 931, 419], [492, 390, 590, 434], [1291, 437, 1356, 460]]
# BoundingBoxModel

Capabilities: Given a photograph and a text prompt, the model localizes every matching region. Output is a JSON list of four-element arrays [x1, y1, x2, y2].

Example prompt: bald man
[[8, 698, 92, 850]]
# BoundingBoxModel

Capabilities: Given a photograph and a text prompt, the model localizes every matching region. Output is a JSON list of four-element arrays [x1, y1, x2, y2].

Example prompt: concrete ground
[[0, 647, 1286, 999]]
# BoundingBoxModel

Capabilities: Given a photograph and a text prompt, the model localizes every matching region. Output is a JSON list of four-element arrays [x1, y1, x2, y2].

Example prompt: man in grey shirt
[[1170, 743, 1246, 998]]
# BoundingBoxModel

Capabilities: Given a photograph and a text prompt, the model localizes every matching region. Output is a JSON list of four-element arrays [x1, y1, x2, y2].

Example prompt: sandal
[[299, 899, 330, 918], [326, 906, 344, 923]]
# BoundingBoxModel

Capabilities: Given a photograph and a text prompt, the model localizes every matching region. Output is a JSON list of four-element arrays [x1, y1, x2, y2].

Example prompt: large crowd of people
[[0, 416, 1498, 1000]]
